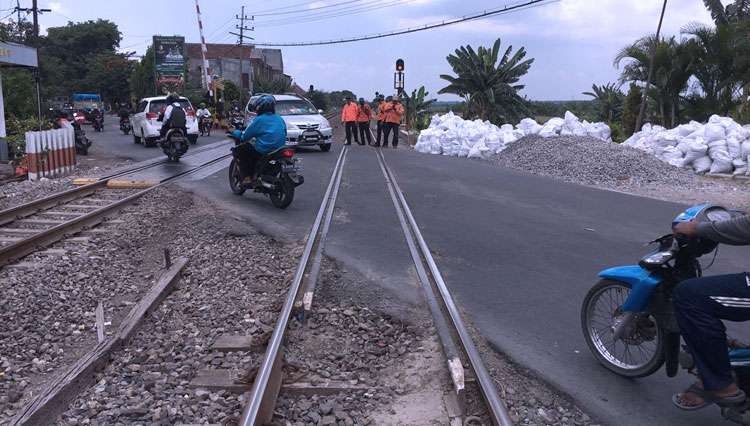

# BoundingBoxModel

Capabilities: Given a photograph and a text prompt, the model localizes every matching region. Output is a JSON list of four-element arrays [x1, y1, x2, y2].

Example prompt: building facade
[[185, 44, 288, 94]]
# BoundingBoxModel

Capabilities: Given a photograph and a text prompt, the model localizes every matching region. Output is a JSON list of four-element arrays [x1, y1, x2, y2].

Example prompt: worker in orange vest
[[340, 97, 360, 145], [356, 98, 373, 146], [381, 96, 404, 148], [374, 94, 386, 147]]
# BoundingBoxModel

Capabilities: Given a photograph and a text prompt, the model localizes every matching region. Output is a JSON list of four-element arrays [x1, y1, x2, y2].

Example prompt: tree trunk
[[671, 100, 676, 128]]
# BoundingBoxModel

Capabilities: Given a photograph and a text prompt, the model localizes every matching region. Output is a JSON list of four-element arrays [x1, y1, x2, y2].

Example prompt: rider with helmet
[[118, 103, 130, 124], [671, 216, 750, 409], [159, 93, 187, 140], [232, 95, 287, 185]]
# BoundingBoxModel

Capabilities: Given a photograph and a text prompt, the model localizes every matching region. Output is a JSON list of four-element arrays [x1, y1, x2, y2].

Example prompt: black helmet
[[165, 93, 178, 104], [252, 95, 276, 114], [358, 97, 365, 104]]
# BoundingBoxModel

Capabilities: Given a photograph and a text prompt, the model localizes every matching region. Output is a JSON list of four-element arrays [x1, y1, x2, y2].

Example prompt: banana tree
[[402, 86, 436, 131]]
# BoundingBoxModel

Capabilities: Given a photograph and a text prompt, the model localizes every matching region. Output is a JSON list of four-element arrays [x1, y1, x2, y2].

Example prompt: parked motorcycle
[[119, 117, 132, 135], [199, 116, 212, 136], [160, 128, 189, 162], [92, 115, 104, 132], [581, 204, 750, 424], [73, 121, 92, 155], [226, 132, 303, 209]]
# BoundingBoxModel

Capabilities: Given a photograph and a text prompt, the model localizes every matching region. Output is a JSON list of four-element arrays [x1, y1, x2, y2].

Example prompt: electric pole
[[14, 0, 51, 44], [230, 6, 254, 104], [635, 0, 667, 133]]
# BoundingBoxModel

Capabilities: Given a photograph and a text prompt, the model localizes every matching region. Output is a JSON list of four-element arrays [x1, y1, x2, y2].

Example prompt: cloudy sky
[[1, 0, 727, 100]]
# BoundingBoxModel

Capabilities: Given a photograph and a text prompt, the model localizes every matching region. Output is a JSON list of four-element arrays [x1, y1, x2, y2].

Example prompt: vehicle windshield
[[149, 99, 192, 113], [276, 100, 318, 116]]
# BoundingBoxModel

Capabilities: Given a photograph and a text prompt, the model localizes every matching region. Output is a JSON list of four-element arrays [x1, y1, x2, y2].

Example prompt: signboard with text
[[153, 35, 185, 92], [0, 41, 38, 68]]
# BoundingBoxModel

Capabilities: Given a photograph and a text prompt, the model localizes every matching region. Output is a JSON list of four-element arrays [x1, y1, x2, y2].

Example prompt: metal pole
[[635, 0, 667, 132], [35, 71, 42, 130], [238, 6, 245, 105], [32, 0, 38, 39], [195, 0, 212, 94]]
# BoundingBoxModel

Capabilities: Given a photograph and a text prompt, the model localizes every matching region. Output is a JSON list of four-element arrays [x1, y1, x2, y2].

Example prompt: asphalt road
[[177, 124, 747, 425], [80, 116, 227, 165]]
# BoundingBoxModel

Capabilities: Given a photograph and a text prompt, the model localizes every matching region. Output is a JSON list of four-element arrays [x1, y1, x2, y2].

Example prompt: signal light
[[396, 59, 404, 72]]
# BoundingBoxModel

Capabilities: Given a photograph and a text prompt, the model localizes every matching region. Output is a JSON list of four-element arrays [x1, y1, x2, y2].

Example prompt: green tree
[[252, 76, 292, 94], [85, 52, 134, 105], [222, 80, 241, 104], [306, 89, 328, 111], [622, 83, 643, 137], [582, 82, 624, 123], [130, 45, 156, 101], [439, 38, 533, 123], [402, 86, 436, 130], [615, 35, 693, 127], [703, 0, 750, 25]]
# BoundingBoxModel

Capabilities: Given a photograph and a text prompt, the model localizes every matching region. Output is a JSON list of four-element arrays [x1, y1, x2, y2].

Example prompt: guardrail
[[26, 127, 76, 181]]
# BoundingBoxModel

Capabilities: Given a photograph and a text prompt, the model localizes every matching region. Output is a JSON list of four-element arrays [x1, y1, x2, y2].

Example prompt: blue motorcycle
[[581, 204, 750, 424]]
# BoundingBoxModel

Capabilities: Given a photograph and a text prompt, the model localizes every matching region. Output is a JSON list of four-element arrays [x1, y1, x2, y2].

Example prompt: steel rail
[[0, 140, 232, 226], [240, 144, 348, 425], [376, 149, 514, 426], [0, 153, 231, 267]]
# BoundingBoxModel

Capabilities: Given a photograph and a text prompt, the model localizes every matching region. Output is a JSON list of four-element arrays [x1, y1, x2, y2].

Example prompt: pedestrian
[[356, 98, 373, 146], [341, 97, 360, 145], [381, 96, 404, 148], [374, 94, 385, 147]]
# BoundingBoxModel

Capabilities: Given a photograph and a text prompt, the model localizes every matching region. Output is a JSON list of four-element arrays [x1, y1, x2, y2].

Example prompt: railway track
[[238, 142, 513, 425], [0, 145, 231, 267]]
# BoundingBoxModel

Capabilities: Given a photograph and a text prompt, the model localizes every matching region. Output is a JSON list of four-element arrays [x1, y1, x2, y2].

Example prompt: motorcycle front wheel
[[581, 279, 665, 378], [228, 159, 246, 195], [270, 174, 294, 209]]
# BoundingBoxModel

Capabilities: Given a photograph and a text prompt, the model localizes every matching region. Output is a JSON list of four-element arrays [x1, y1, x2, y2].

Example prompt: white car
[[245, 94, 333, 152], [132, 96, 199, 146]]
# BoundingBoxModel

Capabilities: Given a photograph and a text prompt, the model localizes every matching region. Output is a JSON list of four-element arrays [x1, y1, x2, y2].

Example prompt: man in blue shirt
[[232, 95, 287, 185]]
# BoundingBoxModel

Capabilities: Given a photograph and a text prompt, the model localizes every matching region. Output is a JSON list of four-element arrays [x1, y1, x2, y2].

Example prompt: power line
[[252, 0, 368, 17], [252, 0, 557, 47], [246, 0, 354, 16], [254, 0, 415, 28]]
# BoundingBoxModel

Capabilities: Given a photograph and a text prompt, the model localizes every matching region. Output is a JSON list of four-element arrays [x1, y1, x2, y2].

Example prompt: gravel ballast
[[491, 135, 748, 208]]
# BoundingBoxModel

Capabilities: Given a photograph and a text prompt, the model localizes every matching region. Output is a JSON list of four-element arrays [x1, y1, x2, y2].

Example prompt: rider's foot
[[674, 382, 745, 410], [242, 176, 254, 186]]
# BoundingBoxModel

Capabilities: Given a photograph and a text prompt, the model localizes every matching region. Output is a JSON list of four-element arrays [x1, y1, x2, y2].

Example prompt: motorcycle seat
[[263, 147, 289, 159]]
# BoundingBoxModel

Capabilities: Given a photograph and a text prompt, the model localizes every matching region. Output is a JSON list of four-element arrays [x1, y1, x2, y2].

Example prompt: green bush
[[609, 122, 626, 143], [5, 116, 51, 160]]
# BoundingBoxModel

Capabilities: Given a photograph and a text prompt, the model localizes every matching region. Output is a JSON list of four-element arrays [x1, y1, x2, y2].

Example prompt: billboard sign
[[153, 35, 185, 92], [0, 41, 38, 68]]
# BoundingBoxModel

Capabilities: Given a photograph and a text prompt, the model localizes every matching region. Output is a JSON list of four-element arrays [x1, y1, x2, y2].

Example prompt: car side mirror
[[318, 109, 324, 114]]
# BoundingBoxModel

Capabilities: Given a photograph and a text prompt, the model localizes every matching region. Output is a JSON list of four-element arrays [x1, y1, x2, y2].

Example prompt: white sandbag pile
[[623, 115, 750, 175], [415, 111, 612, 158]]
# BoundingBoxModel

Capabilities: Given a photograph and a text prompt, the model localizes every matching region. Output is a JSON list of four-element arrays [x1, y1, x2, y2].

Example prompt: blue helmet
[[253, 95, 276, 114]]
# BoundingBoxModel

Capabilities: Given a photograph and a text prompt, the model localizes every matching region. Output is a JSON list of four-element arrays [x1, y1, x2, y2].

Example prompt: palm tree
[[402, 86, 436, 130], [582, 82, 624, 123], [615, 35, 693, 127], [438, 38, 534, 123], [703, 0, 750, 25]]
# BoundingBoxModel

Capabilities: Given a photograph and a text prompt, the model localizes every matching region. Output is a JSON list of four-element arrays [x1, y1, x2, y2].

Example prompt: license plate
[[302, 130, 320, 141], [282, 164, 299, 173]]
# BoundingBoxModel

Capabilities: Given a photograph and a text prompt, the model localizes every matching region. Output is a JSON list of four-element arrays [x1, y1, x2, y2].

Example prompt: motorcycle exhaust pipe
[[612, 311, 636, 341]]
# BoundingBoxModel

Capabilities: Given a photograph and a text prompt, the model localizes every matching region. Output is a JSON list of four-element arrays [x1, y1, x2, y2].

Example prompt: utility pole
[[16, 0, 21, 25], [230, 6, 254, 104], [635, 0, 667, 133], [14, 0, 51, 44]]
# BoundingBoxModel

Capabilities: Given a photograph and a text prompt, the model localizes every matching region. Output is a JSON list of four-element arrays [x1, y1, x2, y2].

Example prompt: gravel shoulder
[[491, 135, 749, 209]]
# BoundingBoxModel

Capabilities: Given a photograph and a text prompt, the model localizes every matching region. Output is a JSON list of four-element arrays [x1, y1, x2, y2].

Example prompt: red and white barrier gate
[[25, 127, 76, 181]]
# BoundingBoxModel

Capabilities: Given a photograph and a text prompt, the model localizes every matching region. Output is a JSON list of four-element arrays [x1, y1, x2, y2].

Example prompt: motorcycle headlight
[[642, 251, 674, 265]]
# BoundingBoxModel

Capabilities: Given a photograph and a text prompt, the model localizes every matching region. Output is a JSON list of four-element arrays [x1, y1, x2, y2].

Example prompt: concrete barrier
[[25, 127, 76, 181]]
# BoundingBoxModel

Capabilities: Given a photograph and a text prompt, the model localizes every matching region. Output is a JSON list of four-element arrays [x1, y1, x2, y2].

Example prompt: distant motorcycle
[[74, 121, 92, 155], [92, 115, 104, 132], [229, 113, 245, 130], [119, 117, 132, 135], [199, 116, 212, 136], [160, 128, 189, 162], [226, 132, 303, 209]]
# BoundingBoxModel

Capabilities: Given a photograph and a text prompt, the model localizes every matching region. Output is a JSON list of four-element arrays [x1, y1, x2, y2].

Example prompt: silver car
[[246, 94, 333, 152]]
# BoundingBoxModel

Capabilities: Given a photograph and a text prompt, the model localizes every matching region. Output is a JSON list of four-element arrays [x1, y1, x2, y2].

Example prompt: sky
[[0, 0, 729, 101]]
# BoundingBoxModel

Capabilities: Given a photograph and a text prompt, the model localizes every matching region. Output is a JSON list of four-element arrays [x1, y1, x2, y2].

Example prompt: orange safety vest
[[377, 101, 386, 122], [383, 102, 404, 124], [357, 104, 372, 122], [341, 102, 360, 122]]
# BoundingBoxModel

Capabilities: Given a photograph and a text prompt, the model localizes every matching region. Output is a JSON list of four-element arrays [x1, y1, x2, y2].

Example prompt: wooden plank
[[72, 178, 99, 186], [0, 228, 38, 234], [39, 211, 83, 217], [17, 218, 67, 225], [62, 205, 100, 209], [11, 257, 188, 426], [211, 335, 261, 352], [189, 369, 251, 392]]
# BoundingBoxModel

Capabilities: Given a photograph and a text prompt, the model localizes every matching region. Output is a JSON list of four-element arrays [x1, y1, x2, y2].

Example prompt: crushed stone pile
[[492, 135, 705, 188], [623, 115, 750, 176], [414, 111, 611, 159]]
